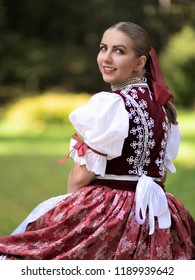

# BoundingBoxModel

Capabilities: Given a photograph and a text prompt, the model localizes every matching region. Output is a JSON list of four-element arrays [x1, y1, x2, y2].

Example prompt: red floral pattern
[[0, 185, 194, 260]]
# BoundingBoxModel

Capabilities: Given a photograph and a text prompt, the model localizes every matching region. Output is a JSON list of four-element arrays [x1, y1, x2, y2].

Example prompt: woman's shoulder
[[69, 90, 126, 124], [89, 90, 124, 103], [69, 90, 129, 156]]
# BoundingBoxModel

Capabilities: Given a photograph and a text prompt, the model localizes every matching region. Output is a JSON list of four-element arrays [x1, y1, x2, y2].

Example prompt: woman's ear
[[135, 55, 147, 71]]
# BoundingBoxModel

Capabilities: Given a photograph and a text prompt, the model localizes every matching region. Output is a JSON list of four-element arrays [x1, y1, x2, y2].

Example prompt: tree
[[160, 25, 195, 107], [0, 0, 195, 105]]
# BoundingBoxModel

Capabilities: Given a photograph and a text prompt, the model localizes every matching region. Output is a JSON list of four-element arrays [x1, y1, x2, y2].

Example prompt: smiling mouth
[[103, 66, 116, 74]]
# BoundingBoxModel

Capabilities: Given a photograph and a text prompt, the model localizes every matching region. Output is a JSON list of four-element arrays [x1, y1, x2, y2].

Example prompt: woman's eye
[[115, 49, 124, 54], [100, 46, 107, 52]]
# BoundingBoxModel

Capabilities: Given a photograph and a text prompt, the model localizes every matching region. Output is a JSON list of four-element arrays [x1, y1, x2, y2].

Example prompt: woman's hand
[[67, 164, 95, 193]]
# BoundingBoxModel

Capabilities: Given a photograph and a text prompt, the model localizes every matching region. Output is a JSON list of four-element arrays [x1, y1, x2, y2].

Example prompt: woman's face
[[97, 28, 144, 86]]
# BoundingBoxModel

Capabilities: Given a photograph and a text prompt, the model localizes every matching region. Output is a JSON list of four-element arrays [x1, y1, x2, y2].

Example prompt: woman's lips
[[103, 66, 116, 74]]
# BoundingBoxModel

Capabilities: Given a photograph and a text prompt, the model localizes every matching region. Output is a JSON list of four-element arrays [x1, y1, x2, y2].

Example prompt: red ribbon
[[148, 47, 173, 105], [72, 133, 88, 156], [58, 133, 107, 163]]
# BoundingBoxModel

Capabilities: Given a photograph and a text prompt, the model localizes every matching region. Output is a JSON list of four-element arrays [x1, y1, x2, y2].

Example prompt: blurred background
[[0, 0, 195, 235]]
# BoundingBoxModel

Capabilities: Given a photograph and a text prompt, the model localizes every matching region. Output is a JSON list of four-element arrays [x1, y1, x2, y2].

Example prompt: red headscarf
[[147, 47, 173, 105]]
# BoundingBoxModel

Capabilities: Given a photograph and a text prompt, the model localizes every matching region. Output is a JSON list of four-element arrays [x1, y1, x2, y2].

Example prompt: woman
[[0, 21, 194, 260]]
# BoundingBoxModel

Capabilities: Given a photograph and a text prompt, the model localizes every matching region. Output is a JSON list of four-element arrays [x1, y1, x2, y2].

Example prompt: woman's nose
[[103, 51, 112, 63]]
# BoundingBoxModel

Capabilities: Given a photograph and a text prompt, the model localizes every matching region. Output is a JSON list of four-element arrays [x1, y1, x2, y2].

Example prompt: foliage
[[160, 25, 195, 107], [1, 92, 90, 133], [0, 0, 195, 105]]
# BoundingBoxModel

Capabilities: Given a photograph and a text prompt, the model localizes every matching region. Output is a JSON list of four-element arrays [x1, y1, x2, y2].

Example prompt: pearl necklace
[[111, 77, 146, 91]]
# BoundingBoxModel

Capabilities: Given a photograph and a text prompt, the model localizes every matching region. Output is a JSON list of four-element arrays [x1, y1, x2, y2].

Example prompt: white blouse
[[165, 123, 181, 173], [69, 91, 129, 176], [69, 91, 181, 176]]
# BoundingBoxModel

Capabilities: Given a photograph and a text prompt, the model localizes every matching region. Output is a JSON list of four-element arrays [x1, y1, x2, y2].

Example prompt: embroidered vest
[[105, 84, 170, 178]]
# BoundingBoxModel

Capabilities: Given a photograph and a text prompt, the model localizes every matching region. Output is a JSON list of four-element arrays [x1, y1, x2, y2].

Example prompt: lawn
[[0, 109, 194, 236], [0, 125, 75, 236]]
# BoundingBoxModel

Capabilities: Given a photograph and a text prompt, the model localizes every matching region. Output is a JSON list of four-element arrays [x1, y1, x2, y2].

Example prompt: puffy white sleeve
[[164, 124, 181, 173], [69, 91, 129, 176]]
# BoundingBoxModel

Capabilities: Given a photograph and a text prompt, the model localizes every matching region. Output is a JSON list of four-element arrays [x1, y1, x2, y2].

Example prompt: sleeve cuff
[[69, 138, 107, 176]]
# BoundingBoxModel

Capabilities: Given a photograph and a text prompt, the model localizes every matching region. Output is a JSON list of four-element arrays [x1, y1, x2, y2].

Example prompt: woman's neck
[[111, 76, 146, 91]]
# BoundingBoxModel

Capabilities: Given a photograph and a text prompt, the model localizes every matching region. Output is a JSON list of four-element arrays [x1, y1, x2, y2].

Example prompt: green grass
[[0, 125, 75, 235], [0, 110, 194, 236], [165, 109, 195, 218]]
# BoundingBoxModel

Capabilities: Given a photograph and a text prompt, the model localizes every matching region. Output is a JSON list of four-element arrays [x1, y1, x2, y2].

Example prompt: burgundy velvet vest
[[105, 84, 170, 178]]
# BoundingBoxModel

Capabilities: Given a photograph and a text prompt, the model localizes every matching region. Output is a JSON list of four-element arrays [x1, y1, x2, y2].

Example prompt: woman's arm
[[161, 171, 167, 184], [67, 164, 95, 193]]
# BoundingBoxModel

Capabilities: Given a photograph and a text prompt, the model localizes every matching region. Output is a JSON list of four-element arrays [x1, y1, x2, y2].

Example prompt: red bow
[[148, 47, 173, 105], [72, 133, 88, 156], [58, 133, 106, 163]]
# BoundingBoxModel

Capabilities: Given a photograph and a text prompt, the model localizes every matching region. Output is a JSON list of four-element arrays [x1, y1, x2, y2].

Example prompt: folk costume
[[0, 48, 194, 260]]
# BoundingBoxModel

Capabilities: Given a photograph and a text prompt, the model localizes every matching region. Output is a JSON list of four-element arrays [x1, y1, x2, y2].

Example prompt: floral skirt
[[0, 182, 195, 260]]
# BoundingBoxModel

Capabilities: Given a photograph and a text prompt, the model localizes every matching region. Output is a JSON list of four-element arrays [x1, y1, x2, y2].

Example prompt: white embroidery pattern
[[120, 85, 169, 177]]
